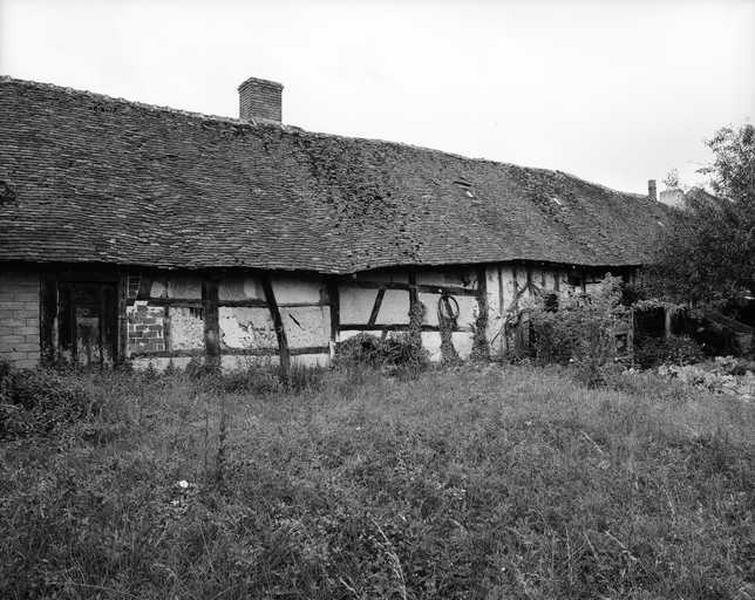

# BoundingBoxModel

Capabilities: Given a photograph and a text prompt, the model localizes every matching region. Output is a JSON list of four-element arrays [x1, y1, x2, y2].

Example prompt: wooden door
[[58, 282, 118, 366]]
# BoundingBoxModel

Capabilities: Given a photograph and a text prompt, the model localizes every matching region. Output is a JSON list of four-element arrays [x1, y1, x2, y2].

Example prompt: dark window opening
[[567, 272, 584, 288], [544, 293, 559, 312]]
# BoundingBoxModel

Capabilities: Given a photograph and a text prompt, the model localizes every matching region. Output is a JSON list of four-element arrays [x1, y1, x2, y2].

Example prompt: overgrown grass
[[1, 364, 753, 599]]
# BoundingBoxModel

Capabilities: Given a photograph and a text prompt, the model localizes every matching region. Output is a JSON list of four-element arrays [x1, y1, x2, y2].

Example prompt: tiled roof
[[0, 76, 673, 273]]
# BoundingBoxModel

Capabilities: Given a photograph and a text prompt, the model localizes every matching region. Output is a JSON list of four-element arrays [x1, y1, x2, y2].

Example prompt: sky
[[1, 0, 753, 194]]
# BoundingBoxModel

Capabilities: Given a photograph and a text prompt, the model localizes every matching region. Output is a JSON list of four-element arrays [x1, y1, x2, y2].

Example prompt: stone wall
[[0, 269, 40, 368]]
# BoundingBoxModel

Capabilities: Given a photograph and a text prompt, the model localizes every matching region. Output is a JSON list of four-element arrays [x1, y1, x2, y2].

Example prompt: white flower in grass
[[177, 480, 189, 489]]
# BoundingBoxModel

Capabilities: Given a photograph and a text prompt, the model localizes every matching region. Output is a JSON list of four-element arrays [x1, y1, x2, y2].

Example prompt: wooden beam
[[262, 276, 290, 380], [202, 279, 220, 369], [664, 306, 672, 339], [497, 265, 504, 320], [39, 273, 57, 365], [129, 346, 329, 359], [512, 266, 519, 296], [346, 279, 478, 297], [327, 279, 340, 344], [407, 271, 421, 340], [474, 266, 489, 360], [136, 273, 153, 300], [340, 323, 474, 333], [117, 272, 128, 363], [367, 287, 386, 327], [163, 305, 172, 354], [132, 297, 215, 308]]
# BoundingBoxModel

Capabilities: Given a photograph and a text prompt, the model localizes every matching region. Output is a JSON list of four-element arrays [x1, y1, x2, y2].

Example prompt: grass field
[[1, 364, 753, 599]]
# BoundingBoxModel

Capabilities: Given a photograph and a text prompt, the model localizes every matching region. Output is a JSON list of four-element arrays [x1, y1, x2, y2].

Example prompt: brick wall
[[126, 303, 166, 354], [0, 270, 40, 368]]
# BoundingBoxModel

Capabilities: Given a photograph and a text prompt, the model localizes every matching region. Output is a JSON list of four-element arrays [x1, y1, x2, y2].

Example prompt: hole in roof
[[0, 180, 16, 204], [453, 178, 475, 198]]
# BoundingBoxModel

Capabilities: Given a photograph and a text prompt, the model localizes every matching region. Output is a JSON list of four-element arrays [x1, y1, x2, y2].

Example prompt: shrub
[[528, 275, 628, 386], [335, 333, 428, 377], [219, 362, 326, 394], [0, 367, 97, 438], [635, 335, 704, 369]]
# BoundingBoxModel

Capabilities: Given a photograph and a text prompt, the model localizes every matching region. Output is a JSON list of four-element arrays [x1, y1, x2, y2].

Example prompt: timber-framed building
[[0, 76, 672, 369]]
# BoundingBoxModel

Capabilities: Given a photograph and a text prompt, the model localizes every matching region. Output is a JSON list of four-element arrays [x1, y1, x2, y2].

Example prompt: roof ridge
[[0, 74, 300, 131]]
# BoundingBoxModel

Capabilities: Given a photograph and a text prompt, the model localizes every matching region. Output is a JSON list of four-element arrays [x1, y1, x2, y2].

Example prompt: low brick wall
[[0, 270, 40, 369]]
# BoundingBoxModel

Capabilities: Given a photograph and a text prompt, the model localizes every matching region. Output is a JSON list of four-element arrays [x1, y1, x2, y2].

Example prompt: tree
[[662, 168, 680, 190], [648, 124, 755, 310]]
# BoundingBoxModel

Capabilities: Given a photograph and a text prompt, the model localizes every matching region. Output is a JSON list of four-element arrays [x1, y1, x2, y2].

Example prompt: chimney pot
[[648, 179, 657, 201], [238, 77, 283, 122]]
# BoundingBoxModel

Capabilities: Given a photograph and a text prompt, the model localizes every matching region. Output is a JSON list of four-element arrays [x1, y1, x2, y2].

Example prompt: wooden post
[[628, 308, 635, 367], [407, 271, 421, 343], [664, 306, 672, 339], [39, 272, 57, 365], [474, 266, 489, 360], [202, 278, 220, 369], [327, 279, 340, 359], [262, 275, 290, 380], [497, 265, 505, 355], [117, 272, 128, 364]]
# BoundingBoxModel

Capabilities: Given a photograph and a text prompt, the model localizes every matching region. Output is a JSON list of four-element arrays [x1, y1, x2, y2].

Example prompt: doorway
[[58, 282, 118, 366]]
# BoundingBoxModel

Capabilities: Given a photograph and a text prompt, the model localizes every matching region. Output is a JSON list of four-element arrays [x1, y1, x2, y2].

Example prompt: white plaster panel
[[170, 307, 205, 350], [500, 265, 519, 313], [338, 330, 384, 343], [167, 276, 202, 299], [456, 295, 479, 327], [292, 353, 331, 368], [272, 277, 324, 305], [484, 266, 505, 355], [418, 292, 441, 326], [419, 293, 478, 328], [219, 306, 277, 349], [281, 306, 330, 348], [452, 332, 475, 359], [375, 289, 410, 325], [339, 286, 378, 324], [131, 356, 197, 372], [218, 276, 265, 301], [485, 267, 500, 319], [420, 331, 442, 362], [131, 357, 169, 371], [585, 282, 602, 295], [556, 271, 570, 294], [220, 354, 279, 371], [543, 270, 558, 291], [150, 280, 167, 298]]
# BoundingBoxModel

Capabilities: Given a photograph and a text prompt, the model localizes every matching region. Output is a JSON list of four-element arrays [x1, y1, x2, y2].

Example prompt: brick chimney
[[238, 77, 283, 122], [648, 179, 657, 201]]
